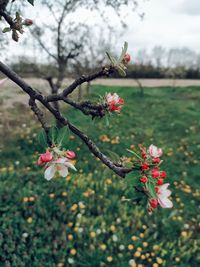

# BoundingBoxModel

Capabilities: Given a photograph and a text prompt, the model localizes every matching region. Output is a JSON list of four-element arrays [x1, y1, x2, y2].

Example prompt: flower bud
[[66, 150, 76, 159], [157, 179, 164, 186], [153, 158, 160, 164], [151, 169, 160, 178], [160, 171, 167, 178], [39, 151, 53, 163], [141, 162, 149, 171], [140, 176, 148, 183], [24, 19, 33, 26], [149, 199, 158, 209], [123, 53, 131, 64]]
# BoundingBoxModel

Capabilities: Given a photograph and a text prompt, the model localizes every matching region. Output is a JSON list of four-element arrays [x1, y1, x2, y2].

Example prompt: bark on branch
[[0, 61, 137, 177]]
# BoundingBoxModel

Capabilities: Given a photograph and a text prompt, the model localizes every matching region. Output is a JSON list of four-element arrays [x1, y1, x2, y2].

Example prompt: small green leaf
[[37, 129, 47, 148], [116, 65, 126, 77], [48, 126, 59, 144], [56, 126, 69, 146], [2, 27, 11, 33], [106, 52, 118, 66], [125, 172, 139, 187], [27, 0, 34, 5], [118, 41, 128, 63], [146, 182, 157, 199], [127, 149, 143, 160]]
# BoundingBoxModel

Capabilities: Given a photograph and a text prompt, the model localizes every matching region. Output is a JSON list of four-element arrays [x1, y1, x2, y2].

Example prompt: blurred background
[[0, 0, 200, 266]]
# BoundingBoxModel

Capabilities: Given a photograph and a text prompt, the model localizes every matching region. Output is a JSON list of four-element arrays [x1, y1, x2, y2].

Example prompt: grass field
[[0, 85, 200, 267]]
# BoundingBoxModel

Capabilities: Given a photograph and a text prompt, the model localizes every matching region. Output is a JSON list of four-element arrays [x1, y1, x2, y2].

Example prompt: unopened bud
[[24, 19, 33, 26]]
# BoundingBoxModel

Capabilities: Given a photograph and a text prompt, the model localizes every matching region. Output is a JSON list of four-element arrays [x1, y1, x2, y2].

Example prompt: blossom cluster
[[103, 52, 131, 114], [105, 93, 124, 113], [135, 144, 173, 211], [37, 146, 76, 180]]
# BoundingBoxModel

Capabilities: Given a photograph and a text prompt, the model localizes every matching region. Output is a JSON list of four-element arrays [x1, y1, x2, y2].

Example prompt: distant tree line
[[4, 45, 200, 79], [9, 58, 200, 80]]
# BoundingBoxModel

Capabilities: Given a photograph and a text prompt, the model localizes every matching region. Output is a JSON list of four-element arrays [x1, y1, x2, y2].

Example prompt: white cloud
[[2, 0, 200, 61], [175, 0, 200, 16]]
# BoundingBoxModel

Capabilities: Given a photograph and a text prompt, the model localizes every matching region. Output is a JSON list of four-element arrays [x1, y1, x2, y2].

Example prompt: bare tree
[[27, 0, 142, 126], [152, 46, 165, 68]]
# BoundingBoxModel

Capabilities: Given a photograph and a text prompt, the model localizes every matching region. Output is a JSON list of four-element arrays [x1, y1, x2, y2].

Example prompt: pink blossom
[[157, 183, 173, 208], [148, 144, 163, 158], [44, 158, 76, 180], [66, 150, 76, 159], [105, 93, 124, 112]]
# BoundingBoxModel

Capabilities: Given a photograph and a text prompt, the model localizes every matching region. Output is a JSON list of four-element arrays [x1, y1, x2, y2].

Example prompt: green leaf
[[146, 182, 157, 199], [118, 41, 128, 63], [106, 52, 118, 66], [48, 126, 59, 144], [37, 129, 47, 148], [125, 172, 139, 187], [27, 0, 34, 5], [127, 149, 143, 160], [116, 65, 126, 77], [56, 127, 69, 146], [2, 27, 11, 33]]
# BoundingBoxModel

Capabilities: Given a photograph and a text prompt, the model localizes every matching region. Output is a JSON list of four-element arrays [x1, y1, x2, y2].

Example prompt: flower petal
[[44, 164, 56, 180], [64, 161, 77, 171], [55, 158, 67, 164], [158, 183, 171, 197], [158, 197, 173, 208], [59, 165, 69, 177]]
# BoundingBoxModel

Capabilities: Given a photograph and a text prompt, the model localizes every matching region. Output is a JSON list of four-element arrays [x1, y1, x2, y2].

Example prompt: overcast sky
[[2, 0, 200, 61]]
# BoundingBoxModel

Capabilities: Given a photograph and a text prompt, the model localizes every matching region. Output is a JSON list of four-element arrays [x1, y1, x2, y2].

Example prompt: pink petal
[[64, 162, 77, 171], [158, 197, 173, 208], [59, 165, 69, 177], [44, 164, 56, 180]]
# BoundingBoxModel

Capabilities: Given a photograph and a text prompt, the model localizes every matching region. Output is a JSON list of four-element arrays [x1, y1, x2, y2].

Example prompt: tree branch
[[46, 66, 114, 101], [0, 61, 136, 178], [29, 98, 52, 146]]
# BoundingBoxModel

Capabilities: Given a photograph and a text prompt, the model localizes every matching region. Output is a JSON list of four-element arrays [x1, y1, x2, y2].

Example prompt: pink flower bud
[[141, 162, 149, 171], [151, 169, 160, 179], [37, 157, 44, 166], [157, 178, 164, 186], [39, 151, 53, 164], [140, 176, 148, 183], [24, 19, 33, 26], [160, 171, 167, 179], [66, 150, 76, 160], [153, 158, 160, 164], [149, 199, 158, 209], [123, 53, 131, 64]]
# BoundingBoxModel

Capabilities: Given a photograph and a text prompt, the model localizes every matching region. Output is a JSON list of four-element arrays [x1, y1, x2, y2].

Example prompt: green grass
[[0, 85, 200, 267]]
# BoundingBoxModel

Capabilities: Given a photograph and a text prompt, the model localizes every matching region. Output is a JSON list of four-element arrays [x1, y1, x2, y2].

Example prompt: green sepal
[[2, 27, 11, 33]]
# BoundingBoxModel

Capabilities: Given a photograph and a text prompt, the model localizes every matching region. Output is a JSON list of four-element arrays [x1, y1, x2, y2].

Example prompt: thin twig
[[0, 60, 136, 178]]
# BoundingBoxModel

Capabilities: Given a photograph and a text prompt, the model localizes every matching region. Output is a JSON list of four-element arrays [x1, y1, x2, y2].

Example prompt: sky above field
[[2, 0, 200, 61]]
